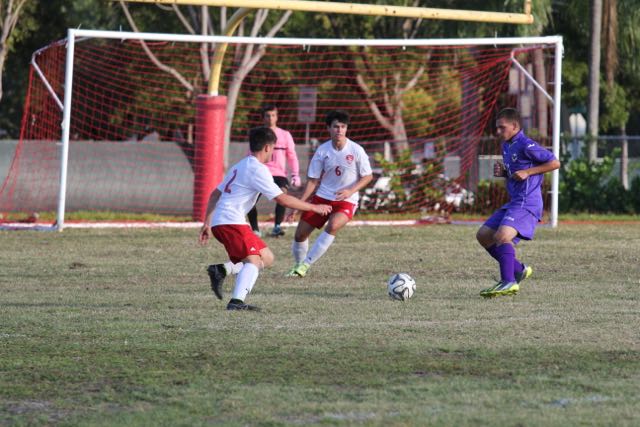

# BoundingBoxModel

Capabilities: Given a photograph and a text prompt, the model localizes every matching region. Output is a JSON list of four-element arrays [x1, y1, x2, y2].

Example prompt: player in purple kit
[[476, 108, 560, 298], [199, 127, 331, 311]]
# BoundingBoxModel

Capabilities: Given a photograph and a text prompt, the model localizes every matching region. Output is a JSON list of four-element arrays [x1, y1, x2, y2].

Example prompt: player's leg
[[210, 225, 268, 308], [479, 223, 528, 282], [227, 249, 273, 311], [286, 220, 315, 276], [247, 205, 261, 236], [493, 225, 519, 280], [271, 176, 289, 237], [207, 260, 243, 300], [302, 211, 350, 267]]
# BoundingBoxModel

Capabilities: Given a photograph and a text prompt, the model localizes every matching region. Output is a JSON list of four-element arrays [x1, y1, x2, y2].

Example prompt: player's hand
[[291, 175, 301, 187], [512, 170, 530, 181], [335, 188, 353, 201], [313, 204, 332, 216], [199, 224, 212, 245], [493, 161, 505, 177]]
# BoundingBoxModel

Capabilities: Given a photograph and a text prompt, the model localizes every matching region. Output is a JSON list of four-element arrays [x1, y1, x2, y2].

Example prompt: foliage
[[472, 179, 509, 215], [559, 149, 637, 213], [361, 149, 474, 214], [600, 80, 630, 132]]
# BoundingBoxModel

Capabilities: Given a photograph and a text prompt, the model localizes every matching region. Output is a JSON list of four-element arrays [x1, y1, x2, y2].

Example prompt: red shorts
[[212, 224, 267, 263], [301, 195, 357, 229]]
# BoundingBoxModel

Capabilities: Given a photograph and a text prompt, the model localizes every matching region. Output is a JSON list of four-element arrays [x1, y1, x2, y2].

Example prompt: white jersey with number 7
[[307, 139, 372, 205]]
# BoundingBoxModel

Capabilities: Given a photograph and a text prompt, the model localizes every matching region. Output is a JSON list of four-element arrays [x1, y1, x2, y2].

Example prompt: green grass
[[1, 224, 639, 426]]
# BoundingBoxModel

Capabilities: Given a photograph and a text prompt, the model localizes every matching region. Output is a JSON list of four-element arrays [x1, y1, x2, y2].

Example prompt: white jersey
[[211, 155, 283, 226], [308, 139, 372, 204]]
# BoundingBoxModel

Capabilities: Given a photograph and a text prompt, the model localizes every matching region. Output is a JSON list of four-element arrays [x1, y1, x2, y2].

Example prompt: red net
[[0, 37, 557, 220]]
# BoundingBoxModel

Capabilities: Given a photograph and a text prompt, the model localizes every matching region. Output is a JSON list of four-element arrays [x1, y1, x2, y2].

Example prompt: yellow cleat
[[480, 281, 519, 298], [516, 265, 533, 284], [285, 262, 309, 277]]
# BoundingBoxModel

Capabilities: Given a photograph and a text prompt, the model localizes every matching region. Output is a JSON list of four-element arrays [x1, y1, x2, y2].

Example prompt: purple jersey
[[502, 130, 556, 219]]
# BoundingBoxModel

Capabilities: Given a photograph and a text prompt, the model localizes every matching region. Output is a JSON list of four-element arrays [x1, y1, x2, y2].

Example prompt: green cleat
[[515, 264, 533, 284], [480, 280, 519, 298], [285, 262, 309, 277]]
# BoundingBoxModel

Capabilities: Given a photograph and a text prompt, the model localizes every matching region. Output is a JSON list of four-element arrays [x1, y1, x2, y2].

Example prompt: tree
[[118, 2, 291, 167], [587, 0, 602, 162], [0, 0, 32, 103]]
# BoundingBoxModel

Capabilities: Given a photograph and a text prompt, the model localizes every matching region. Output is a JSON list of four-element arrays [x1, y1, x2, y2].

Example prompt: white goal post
[[24, 29, 563, 230]]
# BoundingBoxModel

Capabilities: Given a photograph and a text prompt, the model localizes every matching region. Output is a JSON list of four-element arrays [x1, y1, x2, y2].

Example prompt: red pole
[[193, 95, 227, 221]]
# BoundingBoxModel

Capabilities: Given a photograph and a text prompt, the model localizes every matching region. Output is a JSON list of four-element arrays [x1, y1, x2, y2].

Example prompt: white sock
[[304, 231, 335, 265], [231, 263, 260, 302], [292, 239, 309, 264], [223, 261, 243, 275]]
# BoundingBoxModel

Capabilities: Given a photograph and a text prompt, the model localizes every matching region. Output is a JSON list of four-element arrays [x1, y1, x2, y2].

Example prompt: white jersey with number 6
[[308, 139, 372, 205], [211, 155, 283, 226]]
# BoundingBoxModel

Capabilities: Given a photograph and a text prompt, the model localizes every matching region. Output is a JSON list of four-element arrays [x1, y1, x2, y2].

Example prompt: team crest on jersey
[[512, 153, 518, 162], [345, 154, 354, 164]]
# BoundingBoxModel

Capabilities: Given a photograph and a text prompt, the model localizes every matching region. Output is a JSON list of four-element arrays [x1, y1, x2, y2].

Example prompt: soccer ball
[[387, 273, 416, 301]]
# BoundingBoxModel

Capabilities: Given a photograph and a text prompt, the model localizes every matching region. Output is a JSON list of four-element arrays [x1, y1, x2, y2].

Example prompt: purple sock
[[513, 258, 524, 275], [494, 243, 516, 283], [486, 244, 523, 276]]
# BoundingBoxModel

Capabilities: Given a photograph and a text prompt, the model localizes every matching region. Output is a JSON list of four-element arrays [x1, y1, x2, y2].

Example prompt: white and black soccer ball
[[387, 273, 416, 301]]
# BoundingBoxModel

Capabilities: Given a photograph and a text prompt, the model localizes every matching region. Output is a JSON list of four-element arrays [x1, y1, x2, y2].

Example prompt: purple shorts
[[483, 207, 539, 243]]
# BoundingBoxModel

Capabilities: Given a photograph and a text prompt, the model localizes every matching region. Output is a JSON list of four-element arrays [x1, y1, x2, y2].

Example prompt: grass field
[[1, 223, 639, 426]]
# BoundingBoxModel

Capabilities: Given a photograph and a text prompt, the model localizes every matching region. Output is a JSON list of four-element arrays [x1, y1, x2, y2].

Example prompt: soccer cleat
[[252, 229, 262, 237], [285, 262, 309, 277], [207, 264, 227, 300], [226, 301, 261, 311], [515, 264, 533, 284], [270, 225, 285, 237], [480, 280, 519, 298]]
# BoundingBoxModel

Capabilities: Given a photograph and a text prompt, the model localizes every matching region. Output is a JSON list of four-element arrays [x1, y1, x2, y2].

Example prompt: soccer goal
[[0, 29, 562, 230]]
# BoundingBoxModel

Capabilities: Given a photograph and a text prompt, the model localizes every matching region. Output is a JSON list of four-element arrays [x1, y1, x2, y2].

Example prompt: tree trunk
[[533, 48, 548, 142], [587, 0, 603, 162], [621, 124, 628, 190]]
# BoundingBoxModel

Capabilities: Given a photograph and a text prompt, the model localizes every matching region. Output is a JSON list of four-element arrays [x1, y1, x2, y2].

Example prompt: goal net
[[0, 30, 562, 229]]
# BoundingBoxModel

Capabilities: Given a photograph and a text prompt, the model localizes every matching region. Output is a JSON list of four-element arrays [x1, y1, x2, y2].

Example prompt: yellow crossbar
[[120, 0, 534, 25]]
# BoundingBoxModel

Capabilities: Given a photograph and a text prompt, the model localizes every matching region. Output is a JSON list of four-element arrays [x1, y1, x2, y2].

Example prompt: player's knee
[[259, 248, 275, 268], [476, 227, 493, 246], [493, 232, 513, 246]]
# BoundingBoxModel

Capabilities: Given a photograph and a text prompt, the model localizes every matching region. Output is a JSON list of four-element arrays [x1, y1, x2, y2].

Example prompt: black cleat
[[226, 301, 261, 311], [207, 264, 226, 300], [270, 225, 285, 237]]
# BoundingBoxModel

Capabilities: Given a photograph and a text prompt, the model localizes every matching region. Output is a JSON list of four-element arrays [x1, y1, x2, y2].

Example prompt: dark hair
[[497, 108, 521, 126], [249, 126, 276, 152], [325, 110, 350, 126], [261, 104, 278, 116]]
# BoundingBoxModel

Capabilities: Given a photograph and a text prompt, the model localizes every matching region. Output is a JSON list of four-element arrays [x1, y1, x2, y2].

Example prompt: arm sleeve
[[357, 146, 373, 176], [307, 150, 324, 179], [285, 132, 300, 176], [525, 142, 556, 164], [253, 165, 284, 200]]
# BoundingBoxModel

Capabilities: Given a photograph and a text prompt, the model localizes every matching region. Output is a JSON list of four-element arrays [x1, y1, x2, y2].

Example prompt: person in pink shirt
[[247, 105, 301, 237]]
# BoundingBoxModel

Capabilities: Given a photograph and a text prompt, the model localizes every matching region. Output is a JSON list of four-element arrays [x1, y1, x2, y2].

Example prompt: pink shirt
[[264, 127, 299, 178]]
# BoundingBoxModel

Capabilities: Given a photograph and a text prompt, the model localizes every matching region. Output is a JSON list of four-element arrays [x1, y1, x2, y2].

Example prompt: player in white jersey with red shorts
[[199, 127, 331, 311], [286, 110, 373, 277]]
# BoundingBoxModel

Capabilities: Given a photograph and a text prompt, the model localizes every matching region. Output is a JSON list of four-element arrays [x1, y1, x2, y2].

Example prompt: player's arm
[[284, 178, 320, 221], [493, 161, 507, 178], [275, 192, 331, 216], [511, 158, 561, 181], [335, 174, 373, 201], [199, 188, 221, 245], [286, 133, 301, 186]]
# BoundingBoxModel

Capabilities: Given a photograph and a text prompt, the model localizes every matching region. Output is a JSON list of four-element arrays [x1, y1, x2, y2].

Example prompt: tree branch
[[119, 1, 194, 93]]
